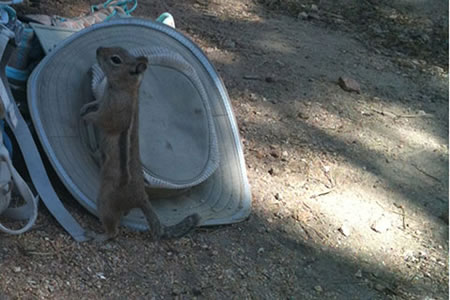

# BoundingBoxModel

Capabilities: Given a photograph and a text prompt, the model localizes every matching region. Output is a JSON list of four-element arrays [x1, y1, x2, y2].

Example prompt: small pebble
[[270, 150, 280, 158], [268, 167, 279, 176], [371, 217, 391, 233], [297, 112, 309, 119], [265, 76, 275, 83], [298, 12, 308, 20], [338, 76, 361, 93], [308, 13, 320, 20], [339, 225, 351, 237]]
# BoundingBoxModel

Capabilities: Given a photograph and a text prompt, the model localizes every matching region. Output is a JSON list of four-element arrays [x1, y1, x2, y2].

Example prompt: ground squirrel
[[80, 46, 200, 242]]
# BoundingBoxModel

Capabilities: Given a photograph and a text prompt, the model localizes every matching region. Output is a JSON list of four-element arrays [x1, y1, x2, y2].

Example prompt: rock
[[258, 247, 265, 254], [371, 217, 391, 233], [374, 283, 385, 292], [430, 66, 444, 75], [355, 269, 363, 278], [314, 285, 323, 293], [269, 150, 280, 158], [338, 77, 361, 93], [13, 266, 21, 273], [298, 12, 309, 20], [265, 76, 275, 83], [274, 193, 282, 201], [308, 13, 320, 20], [418, 251, 428, 259], [282, 151, 288, 157], [204, 47, 216, 54], [338, 225, 351, 237], [310, 4, 318, 11], [268, 167, 279, 176], [249, 93, 258, 102], [297, 111, 310, 120]]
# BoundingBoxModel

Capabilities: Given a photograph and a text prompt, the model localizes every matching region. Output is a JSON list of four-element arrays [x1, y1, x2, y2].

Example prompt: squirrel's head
[[96, 47, 148, 86]]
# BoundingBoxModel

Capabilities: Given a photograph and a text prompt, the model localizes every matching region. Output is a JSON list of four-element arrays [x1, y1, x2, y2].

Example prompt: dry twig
[[393, 203, 406, 229], [369, 107, 433, 119], [309, 189, 334, 199], [411, 163, 441, 183]]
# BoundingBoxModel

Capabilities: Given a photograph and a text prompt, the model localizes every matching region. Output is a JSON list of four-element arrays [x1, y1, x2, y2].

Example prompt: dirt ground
[[1, 0, 448, 299]]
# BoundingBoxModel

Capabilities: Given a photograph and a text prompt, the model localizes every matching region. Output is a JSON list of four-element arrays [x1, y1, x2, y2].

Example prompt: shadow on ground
[[1, 0, 448, 299], [154, 0, 448, 225]]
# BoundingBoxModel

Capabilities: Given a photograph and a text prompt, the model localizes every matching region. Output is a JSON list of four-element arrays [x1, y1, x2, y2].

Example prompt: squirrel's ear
[[135, 56, 148, 74]]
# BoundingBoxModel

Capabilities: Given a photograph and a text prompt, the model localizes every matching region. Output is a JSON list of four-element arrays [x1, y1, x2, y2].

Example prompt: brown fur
[[80, 47, 199, 242]]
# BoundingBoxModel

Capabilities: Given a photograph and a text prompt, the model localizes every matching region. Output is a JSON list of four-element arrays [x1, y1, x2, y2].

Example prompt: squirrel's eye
[[110, 55, 122, 65]]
